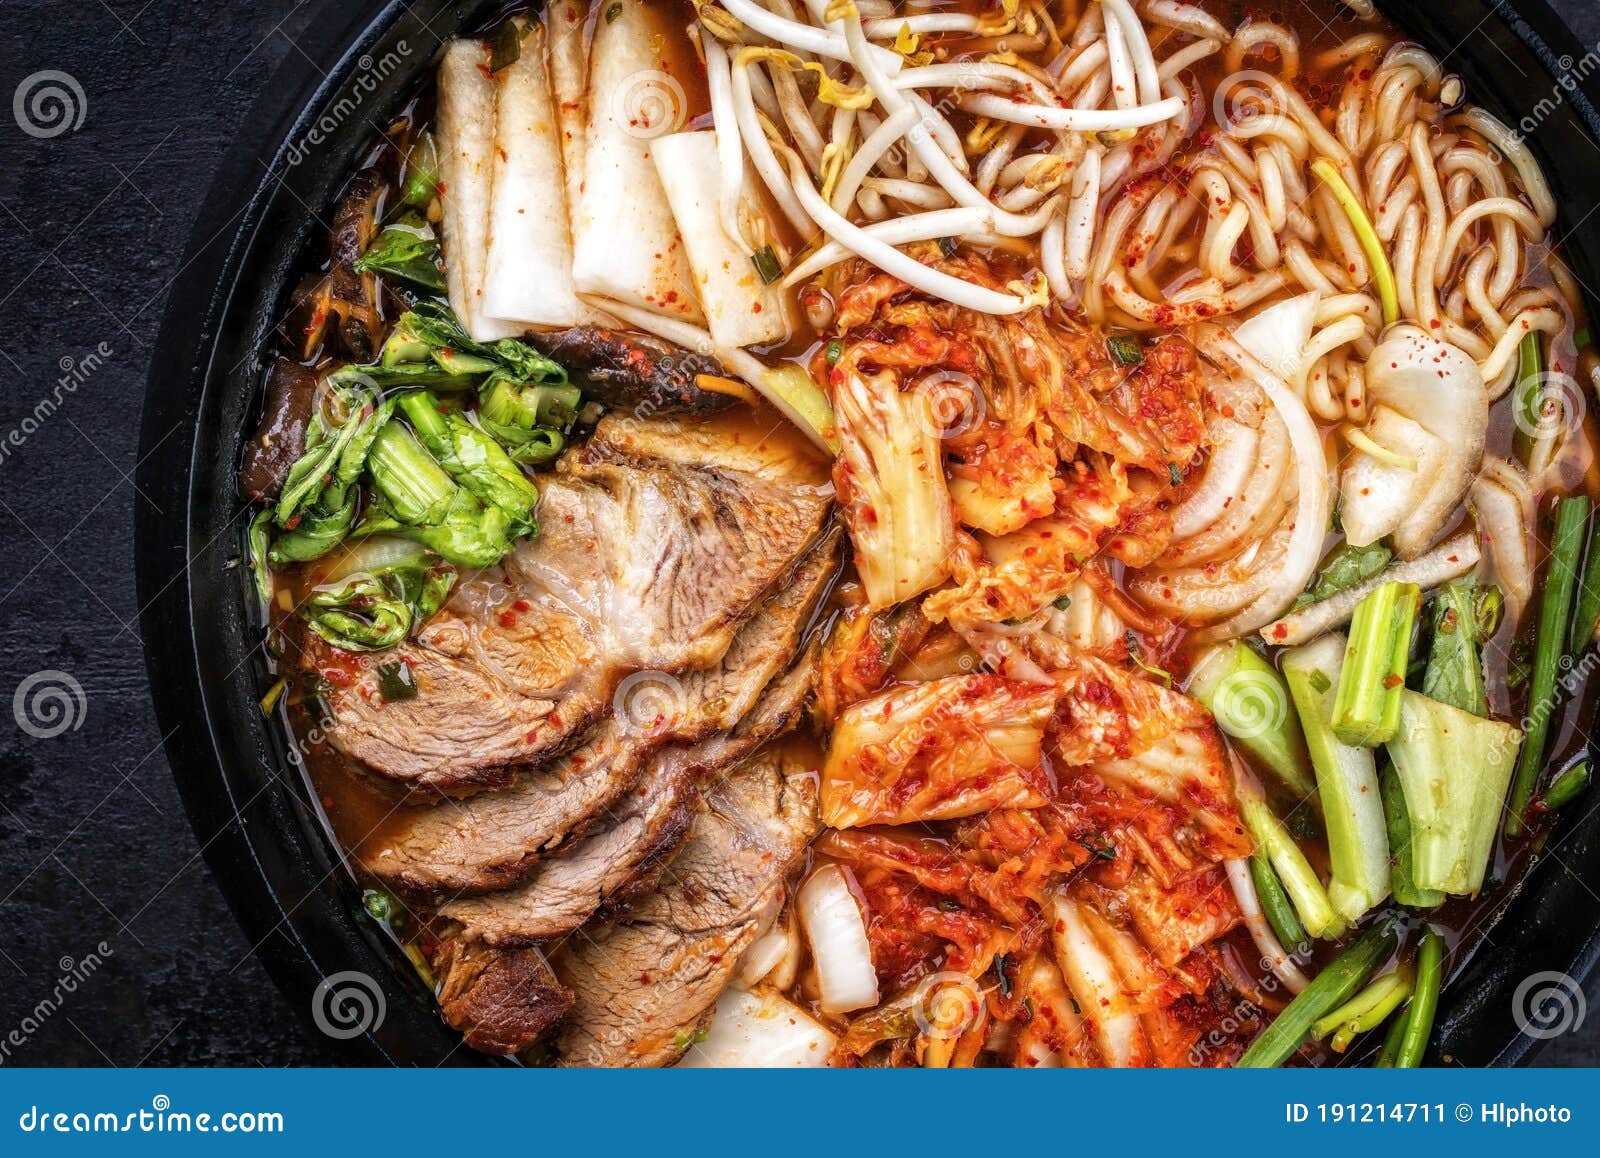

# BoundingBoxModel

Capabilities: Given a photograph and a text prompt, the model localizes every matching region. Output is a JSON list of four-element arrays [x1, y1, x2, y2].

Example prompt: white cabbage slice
[[435, 40, 523, 340], [676, 988, 836, 1068]]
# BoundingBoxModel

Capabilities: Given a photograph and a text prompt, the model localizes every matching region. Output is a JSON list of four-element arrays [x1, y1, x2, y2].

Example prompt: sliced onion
[[1223, 859, 1309, 994], [1159, 410, 1293, 569], [1472, 461, 1535, 609], [1193, 327, 1333, 641], [1169, 417, 1263, 541], [797, 864, 879, 1014]]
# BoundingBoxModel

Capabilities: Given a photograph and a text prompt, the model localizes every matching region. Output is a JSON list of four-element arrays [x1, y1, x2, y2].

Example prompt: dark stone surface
[[1, 0, 1599, 1067]]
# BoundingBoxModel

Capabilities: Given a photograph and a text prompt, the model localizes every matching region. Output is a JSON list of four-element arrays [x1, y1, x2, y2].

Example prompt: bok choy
[[1283, 634, 1391, 924]]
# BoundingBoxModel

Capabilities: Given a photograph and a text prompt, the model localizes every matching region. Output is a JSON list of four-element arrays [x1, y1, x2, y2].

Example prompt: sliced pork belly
[[552, 745, 821, 1067], [308, 414, 832, 796]]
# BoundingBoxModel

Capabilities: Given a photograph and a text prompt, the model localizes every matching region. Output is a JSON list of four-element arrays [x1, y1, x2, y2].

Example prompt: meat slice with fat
[[436, 534, 837, 939], [307, 414, 831, 795], [440, 640, 822, 946], [360, 526, 839, 898], [552, 745, 821, 1067]]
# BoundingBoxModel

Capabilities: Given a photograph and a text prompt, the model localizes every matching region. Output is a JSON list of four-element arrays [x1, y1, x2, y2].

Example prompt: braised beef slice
[[440, 635, 823, 945], [552, 746, 820, 1067], [311, 413, 832, 795], [363, 529, 837, 899], [431, 936, 572, 1056]]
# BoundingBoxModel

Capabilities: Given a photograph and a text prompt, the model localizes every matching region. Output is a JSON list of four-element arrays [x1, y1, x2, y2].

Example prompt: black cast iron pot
[[136, 0, 1600, 1065]]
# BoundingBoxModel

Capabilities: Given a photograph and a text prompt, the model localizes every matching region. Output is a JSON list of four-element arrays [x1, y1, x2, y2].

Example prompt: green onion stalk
[[1507, 496, 1590, 836], [1375, 928, 1444, 1068], [1237, 916, 1401, 1067], [1312, 963, 1414, 1054]]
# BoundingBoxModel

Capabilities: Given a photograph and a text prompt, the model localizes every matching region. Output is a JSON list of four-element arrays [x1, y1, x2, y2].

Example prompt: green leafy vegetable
[[1380, 763, 1443, 909], [1106, 335, 1143, 366], [1386, 691, 1522, 895], [400, 131, 440, 209], [302, 545, 457, 654], [1283, 634, 1391, 923], [248, 510, 275, 605], [1294, 542, 1392, 610], [751, 245, 783, 285], [1189, 642, 1315, 803], [376, 659, 419, 701], [478, 378, 579, 465], [354, 218, 446, 290], [396, 391, 540, 535], [1422, 582, 1492, 717]]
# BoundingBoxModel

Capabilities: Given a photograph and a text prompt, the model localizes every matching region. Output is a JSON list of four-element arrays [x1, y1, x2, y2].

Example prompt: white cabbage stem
[[796, 865, 879, 1014]]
